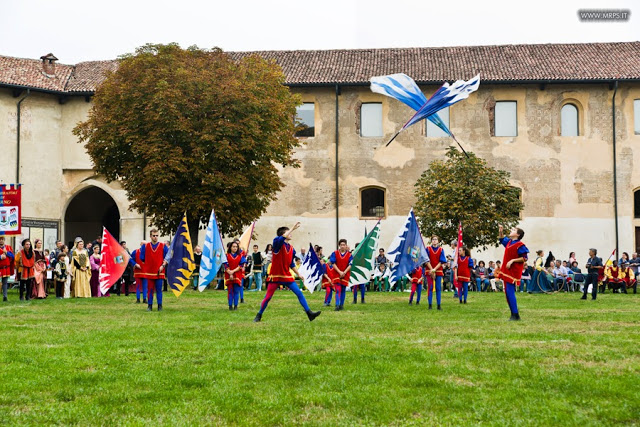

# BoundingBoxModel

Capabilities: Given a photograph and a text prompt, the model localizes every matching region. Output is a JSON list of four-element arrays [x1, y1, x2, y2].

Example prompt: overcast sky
[[1, 0, 638, 64]]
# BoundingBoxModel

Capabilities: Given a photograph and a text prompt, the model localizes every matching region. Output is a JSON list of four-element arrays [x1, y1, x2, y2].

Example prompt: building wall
[[2, 82, 640, 264]]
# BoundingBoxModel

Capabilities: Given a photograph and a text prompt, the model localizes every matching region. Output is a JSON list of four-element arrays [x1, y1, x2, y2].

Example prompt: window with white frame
[[495, 101, 517, 137], [561, 103, 579, 136], [360, 103, 383, 137]]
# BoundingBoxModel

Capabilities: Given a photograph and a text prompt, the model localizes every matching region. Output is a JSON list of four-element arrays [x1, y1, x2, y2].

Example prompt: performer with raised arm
[[498, 225, 529, 321], [253, 222, 321, 322], [329, 239, 353, 311]]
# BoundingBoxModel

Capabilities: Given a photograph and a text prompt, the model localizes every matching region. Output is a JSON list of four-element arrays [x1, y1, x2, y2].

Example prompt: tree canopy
[[414, 147, 523, 250], [74, 43, 302, 237]]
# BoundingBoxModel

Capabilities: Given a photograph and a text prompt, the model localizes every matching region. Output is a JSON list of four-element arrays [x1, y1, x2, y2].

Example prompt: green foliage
[[414, 147, 523, 250], [74, 43, 302, 236], [1, 289, 638, 425]]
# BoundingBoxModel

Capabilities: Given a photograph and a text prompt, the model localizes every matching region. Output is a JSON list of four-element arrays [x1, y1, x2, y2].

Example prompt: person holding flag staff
[[454, 246, 474, 304], [253, 222, 321, 322], [408, 265, 423, 305], [426, 236, 446, 310], [129, 242, 147, 304], [329, 239, 352, 311], [224, 241, 246, 311], [136, 229, 168, 311], [498, 225, 529, 321]]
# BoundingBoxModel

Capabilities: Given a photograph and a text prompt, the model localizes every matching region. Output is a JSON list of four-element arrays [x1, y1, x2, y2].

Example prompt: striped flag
[[298, 243, 323, 293]]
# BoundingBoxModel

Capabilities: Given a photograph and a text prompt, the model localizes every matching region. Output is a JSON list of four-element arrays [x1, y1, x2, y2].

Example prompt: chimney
[[40, 53, 58, 77]]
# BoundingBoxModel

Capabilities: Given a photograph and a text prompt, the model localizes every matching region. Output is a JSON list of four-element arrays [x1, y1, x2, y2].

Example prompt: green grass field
[[0, 288, 638, 426]]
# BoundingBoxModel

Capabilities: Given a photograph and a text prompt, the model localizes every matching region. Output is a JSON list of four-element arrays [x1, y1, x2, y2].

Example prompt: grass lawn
[[0, 287, 638, 426]]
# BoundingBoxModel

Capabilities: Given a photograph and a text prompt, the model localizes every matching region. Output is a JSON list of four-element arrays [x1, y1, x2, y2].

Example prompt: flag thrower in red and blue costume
[[369, 73, 480, 152]]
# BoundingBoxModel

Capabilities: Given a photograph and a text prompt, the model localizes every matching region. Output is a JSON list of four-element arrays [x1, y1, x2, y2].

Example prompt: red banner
[[99, 227, 131, 294], [0, 184, 21, 236]]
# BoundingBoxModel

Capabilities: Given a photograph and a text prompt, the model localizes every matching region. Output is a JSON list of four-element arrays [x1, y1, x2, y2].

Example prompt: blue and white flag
[[166, 213, 195, 298], [370, 73, 480, 145], [198, 209, 225, 292], [298, 243, 323, 293], [388, 209, 428, 284], [370, 73, 452, 136]]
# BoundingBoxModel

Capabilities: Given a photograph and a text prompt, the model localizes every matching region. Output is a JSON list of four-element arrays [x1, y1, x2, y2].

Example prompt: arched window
[[360, 187, 386, 218], [634, 189, 640, 218], [561, 104, 579, 136]]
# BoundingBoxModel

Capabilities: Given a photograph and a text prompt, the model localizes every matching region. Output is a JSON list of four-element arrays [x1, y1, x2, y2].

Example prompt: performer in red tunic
[[128, 241, 147, 304], [135, 229, 168, 311], [0, 236, 15, 302], [224, 241, 246, 310], [329, 239, 352, 311], [454, 246, 474, 304], [408, 265, 423, 305], [426, 236, 446, 310], [254, 222, 321, 322], [321, 259, 336, 307], [498, 225, 529, 321]]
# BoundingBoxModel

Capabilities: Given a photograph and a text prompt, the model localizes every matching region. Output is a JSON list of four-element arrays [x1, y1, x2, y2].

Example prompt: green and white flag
[[348, 221, 381, 288]]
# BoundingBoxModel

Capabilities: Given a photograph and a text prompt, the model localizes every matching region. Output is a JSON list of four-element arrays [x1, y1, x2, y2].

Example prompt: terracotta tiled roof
[[1, 42, 639, 94]]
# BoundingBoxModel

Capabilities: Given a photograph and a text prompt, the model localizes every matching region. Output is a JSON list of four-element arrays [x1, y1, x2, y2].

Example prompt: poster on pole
[[0, 184, 21, 236]]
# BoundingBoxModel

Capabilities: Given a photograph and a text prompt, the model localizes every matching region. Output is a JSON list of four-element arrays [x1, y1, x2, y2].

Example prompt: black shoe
[[463, 300, 467, 304], [352, 300, 357, 304], [157, 305, 163, 311], [229, 306, 233, 311], [306, 310, 321, 321], [335, 305, 340, 311], [592, 297, 596, 300], [136, 299, 140, 304], [428, 304, 432, 310], [241, 299, 244, 303], [234, 306, 238, 310], [416, 301, 419, 305], [143, 299, 147, 304], [509, 313, 521, 321], [409, 301, 413, 305], [254, 313, 262, 322], [2, 297, 6, 302], [147, 305, 153, 311], [20, 297, 24, 301], [580, 295, 587, 300], [361, 300, 365, 304], [437, 305, 442, 310], [459, 300, 463, 304]]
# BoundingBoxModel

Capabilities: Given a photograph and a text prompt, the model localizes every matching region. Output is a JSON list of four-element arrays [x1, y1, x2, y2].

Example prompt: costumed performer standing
[[497, 225, 529, 321], [136, 229, 168, 311], [329, 239, 352, 311]]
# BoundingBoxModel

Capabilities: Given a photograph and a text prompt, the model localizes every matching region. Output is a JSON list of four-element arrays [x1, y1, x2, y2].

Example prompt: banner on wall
[[0, 184, 21, 236]]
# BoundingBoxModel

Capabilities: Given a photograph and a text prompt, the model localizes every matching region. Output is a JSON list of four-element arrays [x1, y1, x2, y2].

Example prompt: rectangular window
[[634, 99, 640, 135], [361, 103, 383, 137], [495, 101, 517, 137], [425, 107, 450, 137], [295, 103, 315, 137]]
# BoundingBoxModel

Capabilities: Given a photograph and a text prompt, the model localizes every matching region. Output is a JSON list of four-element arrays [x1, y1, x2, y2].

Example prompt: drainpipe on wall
[[143, 210, 147, 240], [612, 81, 619, 259], [16, 89, 31, 183], [335, 84, 340, 244]]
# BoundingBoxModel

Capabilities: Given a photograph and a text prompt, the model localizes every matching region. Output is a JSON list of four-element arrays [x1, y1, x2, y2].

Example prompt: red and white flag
[[99, 227, 131, 295], [454, 222, 463, 293]]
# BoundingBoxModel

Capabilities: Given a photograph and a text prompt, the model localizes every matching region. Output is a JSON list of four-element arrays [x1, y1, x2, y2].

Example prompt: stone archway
[[64, 186, 120, 247]]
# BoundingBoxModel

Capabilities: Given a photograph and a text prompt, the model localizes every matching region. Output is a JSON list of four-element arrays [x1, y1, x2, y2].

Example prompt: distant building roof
[[1, 41, 639, 94]]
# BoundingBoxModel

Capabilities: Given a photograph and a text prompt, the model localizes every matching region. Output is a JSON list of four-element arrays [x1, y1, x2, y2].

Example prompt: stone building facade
[[1, 43, 640, 262]]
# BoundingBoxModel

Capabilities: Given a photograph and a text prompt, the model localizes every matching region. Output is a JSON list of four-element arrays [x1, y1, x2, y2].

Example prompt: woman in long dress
[[72, 239, 92, 298], [32, 239, 47, 299], [63, 245, 72, 298]]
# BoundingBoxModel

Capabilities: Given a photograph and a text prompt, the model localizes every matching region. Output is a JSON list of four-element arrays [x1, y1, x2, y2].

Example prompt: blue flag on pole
[[387, 208, 428, 283], [166, 212, 195, 297], [198, 209, 225, 292]]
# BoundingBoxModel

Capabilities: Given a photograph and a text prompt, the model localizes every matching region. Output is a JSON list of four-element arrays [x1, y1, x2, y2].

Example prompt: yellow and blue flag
[[167, 212, 196, 298]]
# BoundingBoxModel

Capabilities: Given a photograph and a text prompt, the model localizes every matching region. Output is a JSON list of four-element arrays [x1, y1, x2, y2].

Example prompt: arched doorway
[[64, 186, 120, 247]]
